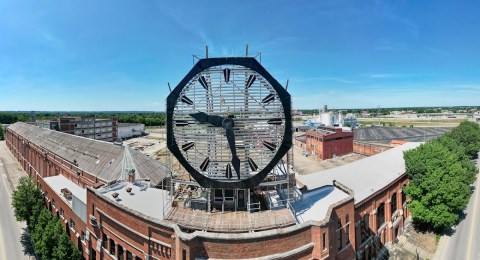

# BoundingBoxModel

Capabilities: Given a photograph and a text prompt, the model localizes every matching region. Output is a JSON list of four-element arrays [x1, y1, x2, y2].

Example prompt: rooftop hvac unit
[[61, 188, 72, 200]]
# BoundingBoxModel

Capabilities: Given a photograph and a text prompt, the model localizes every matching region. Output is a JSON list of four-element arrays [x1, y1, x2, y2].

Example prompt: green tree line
[[403, 121, 480, 232], [12, 177, 82, 259], [0, 123, 4, 140]]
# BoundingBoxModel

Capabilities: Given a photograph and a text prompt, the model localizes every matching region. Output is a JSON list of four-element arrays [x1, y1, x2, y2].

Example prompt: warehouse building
[[36, 116, 118, 142], [306, 127, 354, 160], [118, 123, 145, 140], [6, 122, 418, 259]]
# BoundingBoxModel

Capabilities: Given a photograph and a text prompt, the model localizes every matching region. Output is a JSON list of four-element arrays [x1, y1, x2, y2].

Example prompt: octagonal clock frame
[[166, 57, 292, 189]]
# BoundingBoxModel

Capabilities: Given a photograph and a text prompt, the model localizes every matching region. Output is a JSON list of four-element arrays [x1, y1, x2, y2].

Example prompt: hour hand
[[190, 112, 223, 127]]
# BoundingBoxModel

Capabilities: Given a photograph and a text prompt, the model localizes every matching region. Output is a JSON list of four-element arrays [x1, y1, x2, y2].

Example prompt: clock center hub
[[222, 117, 234, 129]]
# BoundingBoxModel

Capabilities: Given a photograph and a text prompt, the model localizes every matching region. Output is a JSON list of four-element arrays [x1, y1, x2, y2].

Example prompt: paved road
[[0, 159, 31, 260], [435, 156, 480, 260]]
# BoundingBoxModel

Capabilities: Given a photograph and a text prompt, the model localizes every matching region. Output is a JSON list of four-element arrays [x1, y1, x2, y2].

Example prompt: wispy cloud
[[366, 73, 413, 79], [292, 76, 356, 84], [255, 36, 306, 49]]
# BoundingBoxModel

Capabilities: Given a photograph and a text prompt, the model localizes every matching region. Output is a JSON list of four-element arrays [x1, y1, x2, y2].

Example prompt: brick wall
[[5, 126, 412, 260], [353, 141, 391, 156], [305, 128, 354, 160]]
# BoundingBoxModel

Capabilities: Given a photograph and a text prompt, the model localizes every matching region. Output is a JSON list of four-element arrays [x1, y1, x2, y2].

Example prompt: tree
[[30, 208, 53, 255], [447, 121, 480, 157], [11, 176, 44, 226], [53, 221, 82, 260], [0, 123, 4, 140], [37, 216, 60, 259], [404, 122, 479, 231]]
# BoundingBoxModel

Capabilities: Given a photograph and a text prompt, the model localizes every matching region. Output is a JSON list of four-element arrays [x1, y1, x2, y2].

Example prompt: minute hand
[[225, 127, 241, 179]]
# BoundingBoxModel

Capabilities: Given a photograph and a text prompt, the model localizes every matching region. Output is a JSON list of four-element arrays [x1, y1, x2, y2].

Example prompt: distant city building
[[36, 116, 118, 142], [306, 127, 354, 160], [292, 110, 303, 116], [314, 105, 358, 128], [118, 123, 145, 139]]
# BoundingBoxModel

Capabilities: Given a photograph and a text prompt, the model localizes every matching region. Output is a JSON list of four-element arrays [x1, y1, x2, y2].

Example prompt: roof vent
[[61, 188, 72, 200]]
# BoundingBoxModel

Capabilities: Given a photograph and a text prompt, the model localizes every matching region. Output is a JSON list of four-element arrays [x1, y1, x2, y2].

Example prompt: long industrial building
[[5, 122, 419, 259], [36, 116, 118, 142]]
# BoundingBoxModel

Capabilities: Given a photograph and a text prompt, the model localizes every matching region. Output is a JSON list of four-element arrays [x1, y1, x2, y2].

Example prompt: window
[[109, 238, 115, 255], [103, 233, 108, 248], [126, 251, 133, 260], [45, 191, 49, 199], [402, 185, 407, 205], [345, 214, 350, 245], [377, 202, 385, 228], [224, 189, 234, 201], [337, 219, 342, 251], [322, 232, 327, 251], [60, 208, 64, 218], [360, 214, 370, 243], [70, 219, 75, 231], [81, 231, 86, 242], [391, 193, 398, 217], [117, 245, 124, 260], [52, 198, 56, 208]]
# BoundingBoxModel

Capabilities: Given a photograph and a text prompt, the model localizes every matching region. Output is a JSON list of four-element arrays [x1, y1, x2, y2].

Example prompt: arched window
[[391, 193, 397, 217], [360, 214, 370, 243], [377, 202, 385, 228], [337, 219, 342, 251]]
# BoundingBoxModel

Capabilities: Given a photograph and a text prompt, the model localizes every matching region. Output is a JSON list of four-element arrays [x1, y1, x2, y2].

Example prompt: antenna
[[285, 79, 289, 90], [206, 45, 208, 58], [168, 82, 172, 92], [246, 44, 249, 57]]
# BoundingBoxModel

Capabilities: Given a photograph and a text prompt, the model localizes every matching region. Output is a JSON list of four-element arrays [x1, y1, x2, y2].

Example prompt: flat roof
[[44, 174, 87, 204], [289, 186, 349, 223], [100, 181, 170, 220], [296, 142, 422, 204]]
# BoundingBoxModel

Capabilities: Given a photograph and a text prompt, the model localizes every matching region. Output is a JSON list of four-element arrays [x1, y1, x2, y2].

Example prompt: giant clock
[[166, 57, 292, 189]]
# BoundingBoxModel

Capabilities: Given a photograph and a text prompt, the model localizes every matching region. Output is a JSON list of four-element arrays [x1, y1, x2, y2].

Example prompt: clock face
[[167, 58, 292, 189]]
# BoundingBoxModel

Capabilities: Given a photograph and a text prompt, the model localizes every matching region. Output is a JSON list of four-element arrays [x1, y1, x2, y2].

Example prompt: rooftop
[[44, 174, 87, 205], [99, 181, 170, 220], [8, 122, 168, 185], [288, 186, 350, 223], [296, 142, 422, 204]]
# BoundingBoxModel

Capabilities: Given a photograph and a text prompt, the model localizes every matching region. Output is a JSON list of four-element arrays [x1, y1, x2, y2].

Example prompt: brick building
[[6, 122, 417, 259], [306, 127, 354, 160], [36, 116, 118, 142]]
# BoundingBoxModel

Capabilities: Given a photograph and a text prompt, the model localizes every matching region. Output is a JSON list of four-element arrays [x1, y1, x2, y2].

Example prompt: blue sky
[[0, 1, 479, 111]]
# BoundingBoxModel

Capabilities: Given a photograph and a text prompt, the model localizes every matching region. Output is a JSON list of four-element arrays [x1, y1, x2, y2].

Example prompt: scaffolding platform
[[165, 207, 296, 233]]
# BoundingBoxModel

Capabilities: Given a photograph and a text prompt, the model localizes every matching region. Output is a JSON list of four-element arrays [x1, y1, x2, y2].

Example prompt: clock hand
[[189, 112, 223, 127], [190, 112, 240, 179], [226, 127, 241, 179]]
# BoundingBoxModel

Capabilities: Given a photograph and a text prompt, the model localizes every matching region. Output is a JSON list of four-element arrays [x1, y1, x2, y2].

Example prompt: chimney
[[128, 169, 136, 183]]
